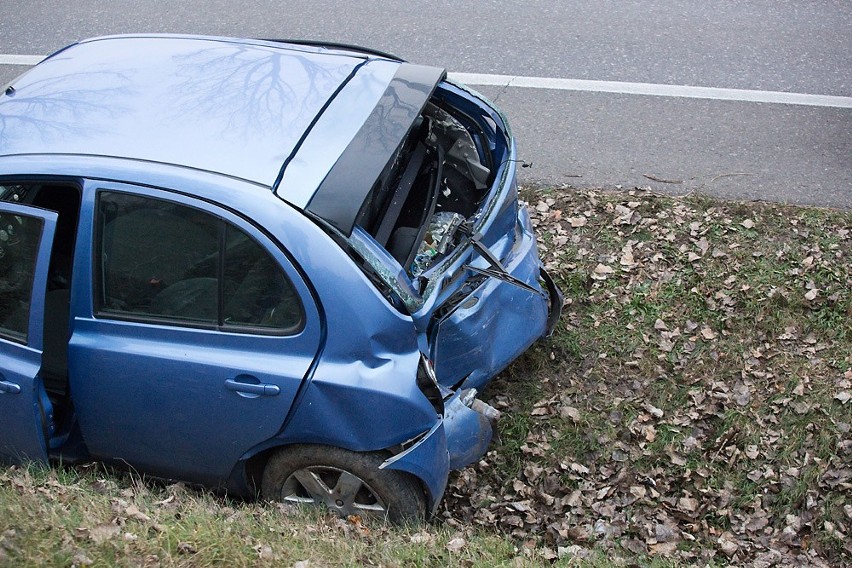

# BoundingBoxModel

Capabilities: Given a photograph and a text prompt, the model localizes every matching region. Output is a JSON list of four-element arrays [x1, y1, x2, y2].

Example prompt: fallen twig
[[643, 174, 683, 184]]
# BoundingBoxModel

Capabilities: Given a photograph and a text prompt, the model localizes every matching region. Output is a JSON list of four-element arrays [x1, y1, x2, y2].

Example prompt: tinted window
[[98, 192, 219, 323], [96, 191, 302, 332], [0, 213, 43, 342], [1, 183, 81, 292], [222, 225, 302, 330]]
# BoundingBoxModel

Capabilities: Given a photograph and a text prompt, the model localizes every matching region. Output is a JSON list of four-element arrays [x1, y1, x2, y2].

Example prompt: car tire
[[261, 445, 426, 524]]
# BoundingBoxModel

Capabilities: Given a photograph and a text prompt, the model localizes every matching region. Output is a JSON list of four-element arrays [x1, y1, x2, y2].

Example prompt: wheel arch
[[227, 439, 443, 514]]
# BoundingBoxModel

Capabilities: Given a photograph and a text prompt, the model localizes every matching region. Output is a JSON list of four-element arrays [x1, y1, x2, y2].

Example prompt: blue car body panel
[[60, 181, 319, 483], [302, 63, 446, 235], [276, 59, 400, 207], [429, 204, 549, 389], [0, 203, 57, 464], [2, 35, 365, 189], [380, 420, 449, 513], [0, 34, 561, 511], [442, 391, 494, 470]]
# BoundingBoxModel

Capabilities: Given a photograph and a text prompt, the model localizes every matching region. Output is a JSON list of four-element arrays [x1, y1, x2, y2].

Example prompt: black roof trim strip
[[257, 38, 403, 61], [306, 63, 446, 236], [272, 60, 369, 194]]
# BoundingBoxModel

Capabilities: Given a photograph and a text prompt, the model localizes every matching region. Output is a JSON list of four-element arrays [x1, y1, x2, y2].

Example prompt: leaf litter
[[0, 187, 848, 567], [441, 187, 851, 566]]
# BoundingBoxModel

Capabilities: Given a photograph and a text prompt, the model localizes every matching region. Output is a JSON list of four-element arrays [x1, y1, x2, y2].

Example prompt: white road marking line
[[449, 73, 852, 109], [0, 55, 43, 65], [2, 55, 849, 109]]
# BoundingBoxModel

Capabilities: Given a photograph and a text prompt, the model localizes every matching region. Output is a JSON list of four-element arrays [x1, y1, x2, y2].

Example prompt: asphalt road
[[2, 1, 850, 207]]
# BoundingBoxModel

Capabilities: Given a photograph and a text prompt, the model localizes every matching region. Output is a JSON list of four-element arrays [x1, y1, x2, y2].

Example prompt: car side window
[[222, 225, 302, 330], [0, 213, 43, 343], [96, 191, 303, 332]]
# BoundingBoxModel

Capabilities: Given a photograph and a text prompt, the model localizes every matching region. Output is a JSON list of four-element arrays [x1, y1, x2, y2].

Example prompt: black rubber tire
[[261, 445, 426, 524]]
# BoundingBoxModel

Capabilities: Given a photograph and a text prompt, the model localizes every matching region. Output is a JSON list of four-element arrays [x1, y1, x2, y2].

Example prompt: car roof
[[0, 35, 393, 189]]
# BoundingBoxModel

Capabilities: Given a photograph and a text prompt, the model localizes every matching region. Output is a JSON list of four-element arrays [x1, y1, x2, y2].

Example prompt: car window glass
[[0, 213, 43, 343], [222, 225, 301, 331], [96, 190, 302, 333], [2, 183, 82, 293], [98, 192, 219, 324]]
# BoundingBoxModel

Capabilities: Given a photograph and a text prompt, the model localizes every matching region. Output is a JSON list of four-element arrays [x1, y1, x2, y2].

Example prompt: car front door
[[68, 185, 322, 484], [0, 203, 57, 464]]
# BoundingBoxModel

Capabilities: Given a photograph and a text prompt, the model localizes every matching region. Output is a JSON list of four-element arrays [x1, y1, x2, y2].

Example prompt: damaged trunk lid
[[302, 63, 560, 389]]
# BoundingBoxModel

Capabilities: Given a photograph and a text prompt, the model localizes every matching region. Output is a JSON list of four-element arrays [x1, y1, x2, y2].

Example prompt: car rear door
[[69, 184, 322, 484], [0, 203, 57, 464]]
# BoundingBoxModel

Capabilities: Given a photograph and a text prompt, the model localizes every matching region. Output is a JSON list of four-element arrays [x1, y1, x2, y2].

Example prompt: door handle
[[0, 380, 22, 394], [224, 378, 280, 397]]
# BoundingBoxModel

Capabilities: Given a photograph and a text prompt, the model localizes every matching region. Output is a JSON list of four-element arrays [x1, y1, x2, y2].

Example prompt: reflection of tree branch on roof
[[0, 71, 131, 142], [170, 46, 349, 137], [357, 78, 423, 157]]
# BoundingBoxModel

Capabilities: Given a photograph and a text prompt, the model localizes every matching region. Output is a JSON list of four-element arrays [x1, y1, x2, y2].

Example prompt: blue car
[[0, 35, 561, 521]]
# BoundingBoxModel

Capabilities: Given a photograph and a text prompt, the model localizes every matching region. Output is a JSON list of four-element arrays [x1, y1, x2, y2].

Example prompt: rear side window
[[95, 191, 302, 333], [0, 213, 43, 343]]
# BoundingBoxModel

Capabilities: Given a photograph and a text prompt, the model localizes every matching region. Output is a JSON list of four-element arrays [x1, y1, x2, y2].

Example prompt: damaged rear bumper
[[540, 265, 563, 337], [380, 388, 499, 513], [380, 420, 449, 513], [443, 388, 498, 469]]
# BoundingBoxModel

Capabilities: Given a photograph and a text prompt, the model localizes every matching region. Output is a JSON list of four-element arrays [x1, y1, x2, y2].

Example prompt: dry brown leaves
[[441, 187, 851, 566]]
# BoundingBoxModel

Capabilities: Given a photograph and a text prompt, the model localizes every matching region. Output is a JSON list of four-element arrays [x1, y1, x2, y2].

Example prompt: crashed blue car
[[0, 35, 561, 521]]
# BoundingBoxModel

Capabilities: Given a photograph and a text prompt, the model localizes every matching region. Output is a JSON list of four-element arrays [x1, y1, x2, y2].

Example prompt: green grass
[[0, 465, 541, 567]]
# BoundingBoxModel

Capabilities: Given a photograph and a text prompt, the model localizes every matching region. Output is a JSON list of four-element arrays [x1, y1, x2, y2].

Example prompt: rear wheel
[[261, 445, 426, 524]]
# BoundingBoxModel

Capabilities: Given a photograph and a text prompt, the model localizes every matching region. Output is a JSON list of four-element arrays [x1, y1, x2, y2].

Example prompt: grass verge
[[2, 187, 849, 566]]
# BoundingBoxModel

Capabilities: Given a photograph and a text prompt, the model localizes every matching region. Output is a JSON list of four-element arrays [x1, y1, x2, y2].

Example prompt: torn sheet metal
[[442, 388, 499, 469]]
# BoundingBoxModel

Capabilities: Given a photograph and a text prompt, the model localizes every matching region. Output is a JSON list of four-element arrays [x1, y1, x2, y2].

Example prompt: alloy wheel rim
[[281, 466, 387, 517]]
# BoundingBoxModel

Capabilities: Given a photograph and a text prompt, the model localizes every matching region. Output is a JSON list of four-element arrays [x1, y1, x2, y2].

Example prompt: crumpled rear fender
[[443, 390, 493, 470], [380, 421, 449, 514], [276, 352, 438, 451]]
